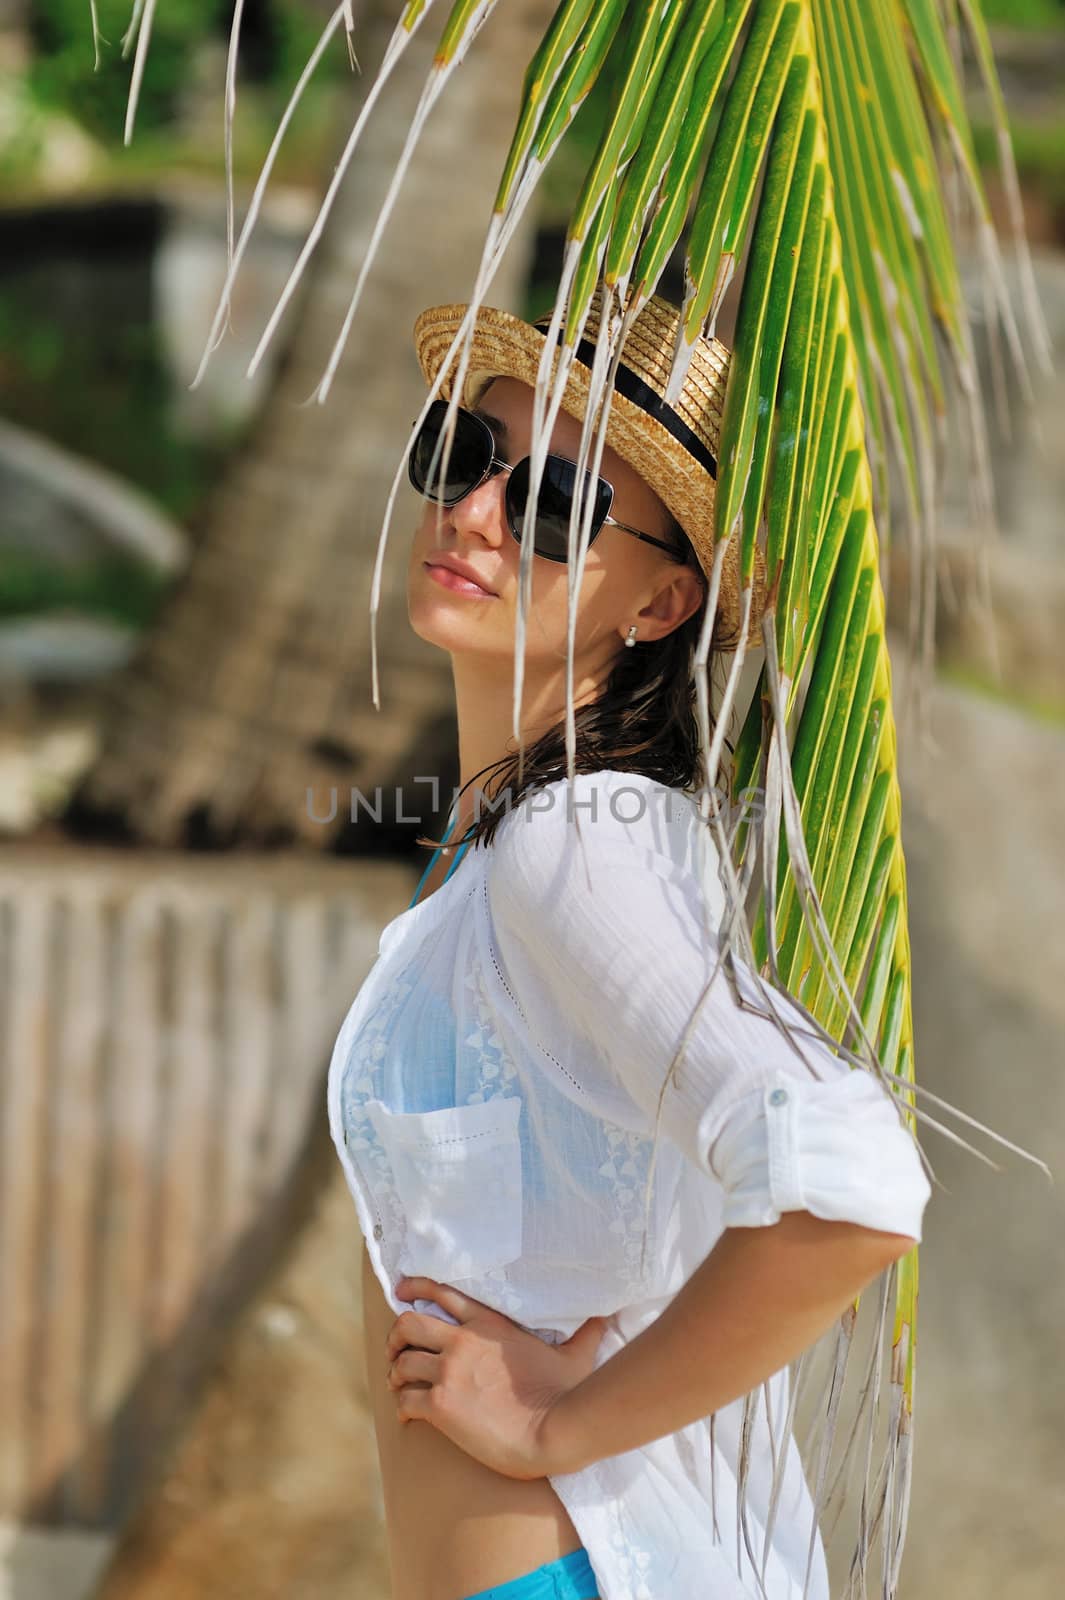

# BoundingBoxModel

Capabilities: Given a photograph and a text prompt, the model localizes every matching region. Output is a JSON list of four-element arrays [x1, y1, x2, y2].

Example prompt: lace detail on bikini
[[481, 878, 587, 1099], [599, 1123, 658, 1300], [337, 969, 416, 1263], [462, 944, 520, 1105], [457, 947, 525, 1318]]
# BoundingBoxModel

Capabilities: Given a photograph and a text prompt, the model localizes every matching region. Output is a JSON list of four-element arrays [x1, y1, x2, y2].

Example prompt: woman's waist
[[360, 1243, 589, 1600]]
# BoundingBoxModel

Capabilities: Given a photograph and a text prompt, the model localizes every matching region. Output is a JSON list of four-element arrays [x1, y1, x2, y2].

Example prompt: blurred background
[[0, 1, 1062, 1596]]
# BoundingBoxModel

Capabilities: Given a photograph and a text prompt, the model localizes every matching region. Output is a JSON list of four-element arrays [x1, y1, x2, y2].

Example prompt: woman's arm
[[383, 1214, 914, 1481], [542, 1212, 914, 1476]]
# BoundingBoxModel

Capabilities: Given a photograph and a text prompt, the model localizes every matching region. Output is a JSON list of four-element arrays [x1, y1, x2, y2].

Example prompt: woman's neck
[[451, 655, 607, 824]]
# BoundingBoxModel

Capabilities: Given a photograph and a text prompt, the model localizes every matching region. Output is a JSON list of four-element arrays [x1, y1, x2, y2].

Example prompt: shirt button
[[768, 1087, 789, 1107], [373, 1222, 384, 1240]]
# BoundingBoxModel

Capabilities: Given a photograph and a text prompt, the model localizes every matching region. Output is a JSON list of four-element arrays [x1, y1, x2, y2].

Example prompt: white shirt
[[326, 770, 931, 1600]]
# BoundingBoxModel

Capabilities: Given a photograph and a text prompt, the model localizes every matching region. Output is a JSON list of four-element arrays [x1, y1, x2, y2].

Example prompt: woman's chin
[[408, 602, 505, 655]]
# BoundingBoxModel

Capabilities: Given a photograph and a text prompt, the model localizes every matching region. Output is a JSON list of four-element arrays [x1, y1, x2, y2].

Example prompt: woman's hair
[[418, 491, 733, 857]]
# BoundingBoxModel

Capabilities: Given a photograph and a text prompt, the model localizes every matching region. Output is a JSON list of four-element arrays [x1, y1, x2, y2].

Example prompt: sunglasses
[[407, 399, 686, 564]]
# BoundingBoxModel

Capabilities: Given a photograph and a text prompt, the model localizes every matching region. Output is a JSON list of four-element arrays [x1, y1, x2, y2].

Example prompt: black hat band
[[532, 315, 718, 480]]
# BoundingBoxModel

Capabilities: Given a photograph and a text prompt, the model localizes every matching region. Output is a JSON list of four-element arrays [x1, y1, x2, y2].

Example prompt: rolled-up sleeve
[[707, 1070, 931, 1239], [487, 775, 931, 1242]]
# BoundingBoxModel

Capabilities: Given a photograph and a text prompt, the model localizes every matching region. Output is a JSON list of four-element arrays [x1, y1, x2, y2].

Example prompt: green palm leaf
[[115, 0, 1052, 1590]]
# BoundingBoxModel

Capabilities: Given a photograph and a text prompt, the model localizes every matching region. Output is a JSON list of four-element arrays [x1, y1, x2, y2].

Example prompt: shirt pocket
[[364, 1096, 524, 1282]]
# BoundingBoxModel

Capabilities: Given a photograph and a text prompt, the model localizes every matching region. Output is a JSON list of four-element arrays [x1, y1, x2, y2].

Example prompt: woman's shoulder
[[488, 768, 726, 910]]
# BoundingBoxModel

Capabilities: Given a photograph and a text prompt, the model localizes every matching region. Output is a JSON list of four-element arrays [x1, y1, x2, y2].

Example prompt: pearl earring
[[625, 625, 638, 648]]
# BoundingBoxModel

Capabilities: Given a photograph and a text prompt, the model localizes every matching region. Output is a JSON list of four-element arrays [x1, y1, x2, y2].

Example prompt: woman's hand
[[384, 1275, 607, 1480]]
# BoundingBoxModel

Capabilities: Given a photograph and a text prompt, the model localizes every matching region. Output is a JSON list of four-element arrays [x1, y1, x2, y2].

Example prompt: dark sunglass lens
[[507, 457, 610, 561], [409, 401, 492, 504]]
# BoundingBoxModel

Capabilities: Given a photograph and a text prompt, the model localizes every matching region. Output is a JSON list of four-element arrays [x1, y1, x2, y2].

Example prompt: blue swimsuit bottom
[[461, 1547, 599, 1600]]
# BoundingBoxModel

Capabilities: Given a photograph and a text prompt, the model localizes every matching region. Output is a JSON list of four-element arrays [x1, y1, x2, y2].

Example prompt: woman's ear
[[639, 565, 706, 642]]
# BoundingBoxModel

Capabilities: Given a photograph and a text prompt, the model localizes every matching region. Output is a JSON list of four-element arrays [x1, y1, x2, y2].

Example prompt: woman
[[326, 291, 931, 1600]]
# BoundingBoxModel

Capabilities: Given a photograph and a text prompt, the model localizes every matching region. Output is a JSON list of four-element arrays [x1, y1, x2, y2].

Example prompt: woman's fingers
[[395, 1276, 476, 1323], [384, 1309, 448, 1361], [388, 1348, 440, 1390]]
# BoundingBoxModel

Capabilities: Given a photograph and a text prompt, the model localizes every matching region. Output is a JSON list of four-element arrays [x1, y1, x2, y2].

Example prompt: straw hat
[[411, 288, 768, 652]]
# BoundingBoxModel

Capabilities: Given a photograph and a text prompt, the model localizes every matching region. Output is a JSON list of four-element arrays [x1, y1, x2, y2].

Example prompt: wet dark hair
[[416, 419, 733, 859]]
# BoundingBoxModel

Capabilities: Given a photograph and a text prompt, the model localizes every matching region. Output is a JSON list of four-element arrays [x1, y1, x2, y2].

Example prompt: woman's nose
[[448, 471, 508, 546]]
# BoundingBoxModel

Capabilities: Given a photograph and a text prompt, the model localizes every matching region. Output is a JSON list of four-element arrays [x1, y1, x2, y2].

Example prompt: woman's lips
[[423, 562, 498, 598]]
